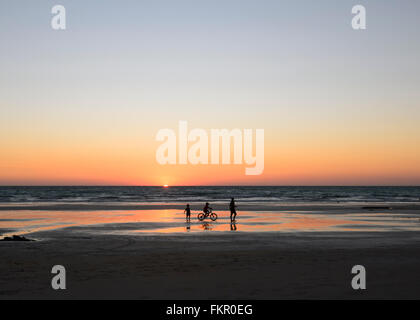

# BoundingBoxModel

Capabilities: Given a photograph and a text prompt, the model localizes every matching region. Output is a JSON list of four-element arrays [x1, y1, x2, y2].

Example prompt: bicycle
[[197, 209, 218, 221]]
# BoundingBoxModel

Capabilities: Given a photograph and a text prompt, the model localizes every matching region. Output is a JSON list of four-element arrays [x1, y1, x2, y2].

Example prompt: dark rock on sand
[[1, 235, 34, 242]]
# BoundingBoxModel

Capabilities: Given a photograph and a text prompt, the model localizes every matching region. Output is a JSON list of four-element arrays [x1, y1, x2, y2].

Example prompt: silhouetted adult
[[229, 198, 237, 221]]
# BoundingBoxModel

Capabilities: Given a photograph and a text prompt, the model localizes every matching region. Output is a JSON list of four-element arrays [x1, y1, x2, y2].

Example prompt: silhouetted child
[[203, 202, 212, 214], [184, 204, 191, 221]]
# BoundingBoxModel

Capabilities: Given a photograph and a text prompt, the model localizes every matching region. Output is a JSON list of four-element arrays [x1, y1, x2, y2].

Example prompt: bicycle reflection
[[184, 221, 238, 232], [201, 222, 213, 230]]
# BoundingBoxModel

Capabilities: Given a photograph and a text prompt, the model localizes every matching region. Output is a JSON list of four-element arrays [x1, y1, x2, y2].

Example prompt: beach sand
[[1, 204, 420, 299]]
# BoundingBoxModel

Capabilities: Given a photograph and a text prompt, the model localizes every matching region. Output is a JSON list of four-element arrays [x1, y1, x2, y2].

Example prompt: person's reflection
[[185, 221, 191, 232], [201, 222, 213, 231], [230, 221, 237, 231]]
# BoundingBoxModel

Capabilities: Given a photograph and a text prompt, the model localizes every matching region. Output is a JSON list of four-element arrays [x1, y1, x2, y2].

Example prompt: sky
[[1, 0, 420, 186]]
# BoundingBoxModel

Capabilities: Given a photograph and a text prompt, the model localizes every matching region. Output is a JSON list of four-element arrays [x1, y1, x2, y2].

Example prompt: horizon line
[[1, 185, 420, 188]]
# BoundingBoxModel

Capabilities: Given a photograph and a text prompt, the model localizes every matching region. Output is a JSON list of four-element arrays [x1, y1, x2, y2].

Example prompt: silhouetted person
[[203, 202, 212, 215], [184, 204, 191, 221], [229, 198, 237, 221]]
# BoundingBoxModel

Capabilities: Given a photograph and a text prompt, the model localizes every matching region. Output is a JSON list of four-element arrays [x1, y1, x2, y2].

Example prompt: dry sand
[[1, 227, 420, 299]]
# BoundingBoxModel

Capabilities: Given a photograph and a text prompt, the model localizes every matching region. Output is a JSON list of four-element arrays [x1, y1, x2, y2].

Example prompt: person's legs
[[232, 211, 237, 221]]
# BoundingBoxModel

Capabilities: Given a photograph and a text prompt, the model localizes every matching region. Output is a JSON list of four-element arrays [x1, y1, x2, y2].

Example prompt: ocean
[[1, 186, 419, 204]]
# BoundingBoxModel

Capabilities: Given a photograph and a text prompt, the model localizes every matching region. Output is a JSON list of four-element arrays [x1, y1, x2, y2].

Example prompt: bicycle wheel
[[198, 213, 205, 221], [210, 213, 218, 221]]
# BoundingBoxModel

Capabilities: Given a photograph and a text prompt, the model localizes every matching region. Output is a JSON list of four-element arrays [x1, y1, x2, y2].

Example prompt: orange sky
[[1, 125, 420, 185]]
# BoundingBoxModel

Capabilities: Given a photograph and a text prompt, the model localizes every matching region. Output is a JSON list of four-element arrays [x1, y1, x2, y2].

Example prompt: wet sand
[[1, 204, 420, 299], [1, 202, 420, 212]]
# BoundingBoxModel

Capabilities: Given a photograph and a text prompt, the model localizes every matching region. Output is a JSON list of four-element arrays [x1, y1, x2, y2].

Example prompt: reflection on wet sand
[[1, 209, 420, 238], [201, 222, 213, 231]]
